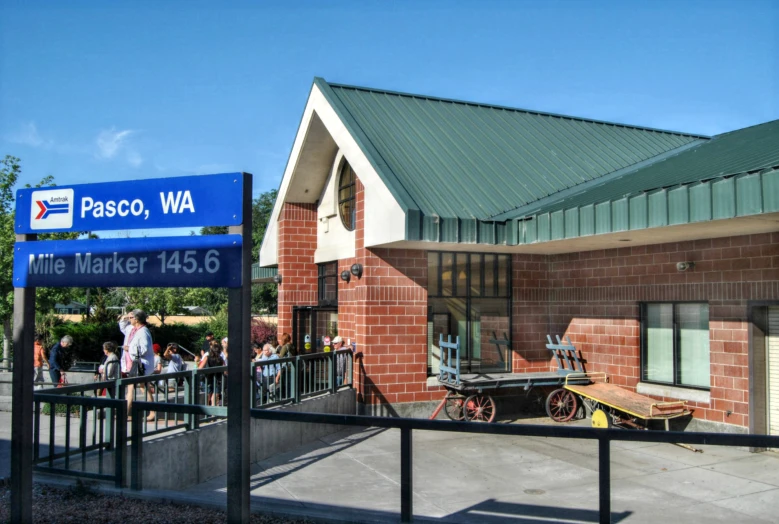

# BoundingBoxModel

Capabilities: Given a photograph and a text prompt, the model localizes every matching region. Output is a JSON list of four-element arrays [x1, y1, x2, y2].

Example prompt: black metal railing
[[250, 349, 354, 408], [33, 382, 127, 488], [246, 409, 779, 524], [30, 350, 354, 485]]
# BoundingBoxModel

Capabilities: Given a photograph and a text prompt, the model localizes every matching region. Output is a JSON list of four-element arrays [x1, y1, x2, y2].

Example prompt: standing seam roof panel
[[325, 81, 706, 221]]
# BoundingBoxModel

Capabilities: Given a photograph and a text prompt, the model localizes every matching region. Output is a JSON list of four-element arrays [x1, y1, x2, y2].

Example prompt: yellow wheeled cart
[[546, 372, 692, 431]]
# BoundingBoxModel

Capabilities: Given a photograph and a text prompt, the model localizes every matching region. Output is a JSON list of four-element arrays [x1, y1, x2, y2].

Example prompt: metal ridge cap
[[489, 138, 709, 221], [323, 80, 710, 140]]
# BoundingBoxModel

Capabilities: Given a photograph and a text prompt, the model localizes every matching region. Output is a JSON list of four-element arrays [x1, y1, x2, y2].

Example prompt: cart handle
[[649, 401, 688, 417], [564, 372, 607, 386]]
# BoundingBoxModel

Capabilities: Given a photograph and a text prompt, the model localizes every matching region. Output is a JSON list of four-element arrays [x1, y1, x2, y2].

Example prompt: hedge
[[48, 318, 276, 364]]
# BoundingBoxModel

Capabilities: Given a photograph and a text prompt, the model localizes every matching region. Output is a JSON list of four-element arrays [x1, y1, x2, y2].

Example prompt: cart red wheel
[[444, 394, 466, 421], [463, 394, 496, 423], [545, 388, 578, 422]]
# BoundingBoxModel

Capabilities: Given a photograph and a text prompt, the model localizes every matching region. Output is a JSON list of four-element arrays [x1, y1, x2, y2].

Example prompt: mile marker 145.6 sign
[[15, 172, 244, 233], [14, 234, 243, 288]]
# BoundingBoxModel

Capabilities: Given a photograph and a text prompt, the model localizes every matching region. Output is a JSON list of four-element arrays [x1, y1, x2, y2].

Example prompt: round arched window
[[338, 161, 356, 231]]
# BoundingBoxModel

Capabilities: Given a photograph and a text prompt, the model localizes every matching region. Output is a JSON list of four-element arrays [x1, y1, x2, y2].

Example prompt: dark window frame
[[639, 301, 710, 390], [427, 251, 512, 375], [317, 262, 338, 307], [337, 161, 356, 231]]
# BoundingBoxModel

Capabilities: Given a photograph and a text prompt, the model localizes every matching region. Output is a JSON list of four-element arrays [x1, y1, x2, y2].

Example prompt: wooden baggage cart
[[431, 334, 590, 422]]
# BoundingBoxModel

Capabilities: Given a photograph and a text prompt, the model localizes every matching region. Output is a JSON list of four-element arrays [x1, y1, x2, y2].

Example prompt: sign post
[[10, 233, 35, 524], [227, 174, 252, 523], [11, 172, 252, 522]]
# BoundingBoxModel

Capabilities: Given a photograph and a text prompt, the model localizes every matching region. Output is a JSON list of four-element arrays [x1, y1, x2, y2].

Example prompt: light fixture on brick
[[350, 263, 363, 278], [340, 270, 351, 282], [273, 273, 282, 284]]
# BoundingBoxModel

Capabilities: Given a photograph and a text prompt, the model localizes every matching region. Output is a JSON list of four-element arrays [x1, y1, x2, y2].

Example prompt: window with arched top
[[338, 161, 356, 231]]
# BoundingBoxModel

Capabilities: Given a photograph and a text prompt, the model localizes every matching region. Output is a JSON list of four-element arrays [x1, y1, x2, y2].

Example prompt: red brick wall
[[275, 183, 778, 427], [512, 254, 550, 371], [536, 233, 779, 427], [335, 179, 437, 407], [276, 202, 318, 335]]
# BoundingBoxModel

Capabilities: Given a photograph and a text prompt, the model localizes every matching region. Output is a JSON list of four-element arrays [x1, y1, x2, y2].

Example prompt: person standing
[[277, 332, 294, 358], [257, 343, 281, 403], [332, 336, 353, 387], [33, 334, 47, 389], [48, 335, 73, 386], [201, 331, 215, 354], [221, 337, 229, 365], [118, 310, 155, 420], [101, 341, 121, 381]]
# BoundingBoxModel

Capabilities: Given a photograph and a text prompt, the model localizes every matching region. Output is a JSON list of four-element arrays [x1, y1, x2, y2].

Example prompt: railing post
[[115, 400, 127, 489], [294, 356, 301, 404], [400, 426, 413, 522], [131, 404, 143, 490], [192, 368, 200, 430], [330, 352, 337, 394], [599, 436, 611, 524], [183, 372, 192, 429]]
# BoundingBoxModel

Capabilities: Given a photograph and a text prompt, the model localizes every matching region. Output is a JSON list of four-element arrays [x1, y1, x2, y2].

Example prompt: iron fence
[[30, 350, 354, 485], [32, 382, 126, 488]]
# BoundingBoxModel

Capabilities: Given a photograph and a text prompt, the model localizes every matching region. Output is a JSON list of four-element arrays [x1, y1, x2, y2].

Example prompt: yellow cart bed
[[546, 372, 692, 430]]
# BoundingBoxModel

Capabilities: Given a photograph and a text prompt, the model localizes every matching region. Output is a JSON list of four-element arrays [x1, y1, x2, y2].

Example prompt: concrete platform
[[177, 416, 779, 523], [4, 412, 779, 523]]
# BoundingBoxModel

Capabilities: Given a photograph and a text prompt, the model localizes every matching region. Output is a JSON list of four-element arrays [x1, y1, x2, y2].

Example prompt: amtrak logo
[[30, 189, 74, 230]]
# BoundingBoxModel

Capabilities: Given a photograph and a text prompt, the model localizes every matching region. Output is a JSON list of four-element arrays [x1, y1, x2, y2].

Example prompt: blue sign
[[15, 172, 244, 234], [14, 235, 243, 288]]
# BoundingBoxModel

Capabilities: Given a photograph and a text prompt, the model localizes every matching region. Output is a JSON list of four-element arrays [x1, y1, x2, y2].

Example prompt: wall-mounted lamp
[[272, 273, 282, 284], [676, 262, 695, 272], [340, 270, 351, 282], [350, 263, 363, 279]]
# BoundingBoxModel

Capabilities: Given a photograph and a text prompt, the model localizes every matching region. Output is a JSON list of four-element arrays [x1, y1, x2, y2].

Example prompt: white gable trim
[[260, 83, 406, 267]]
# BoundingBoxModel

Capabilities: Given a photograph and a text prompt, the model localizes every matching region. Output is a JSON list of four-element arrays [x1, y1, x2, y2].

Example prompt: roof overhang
[[379, 211, 779, 254], [259, 81, 407, 267]]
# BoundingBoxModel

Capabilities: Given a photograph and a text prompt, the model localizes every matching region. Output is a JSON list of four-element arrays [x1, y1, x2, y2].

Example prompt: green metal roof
[[315, 78, 707, 228], [505, 119, 779, 245], [503, 118, 779, 220]]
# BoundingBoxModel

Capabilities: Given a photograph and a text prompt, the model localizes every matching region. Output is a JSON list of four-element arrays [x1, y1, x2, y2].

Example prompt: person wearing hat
[[332, 336, 353, 387], [202, 331, 215, 354], [151, 343, 163, 374]]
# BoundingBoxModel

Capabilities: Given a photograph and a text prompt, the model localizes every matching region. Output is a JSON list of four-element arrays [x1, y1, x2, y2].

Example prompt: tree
[[251, 189, 277, 263], [0, 156, 81, 355], [121, 287, 188, 325], [200, 188, 278, 313]]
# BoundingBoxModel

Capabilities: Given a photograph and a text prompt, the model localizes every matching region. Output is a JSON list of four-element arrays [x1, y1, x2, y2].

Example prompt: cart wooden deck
[[557, 373, 692, 430]]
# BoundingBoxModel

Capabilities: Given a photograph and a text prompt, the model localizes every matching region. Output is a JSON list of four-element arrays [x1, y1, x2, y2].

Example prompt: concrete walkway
[[3, 412, 779, 523], [178, 417, 779, 523]]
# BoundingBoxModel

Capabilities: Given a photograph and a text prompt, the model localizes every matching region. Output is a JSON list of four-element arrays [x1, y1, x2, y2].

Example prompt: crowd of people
[[32, 311, 355, 414]]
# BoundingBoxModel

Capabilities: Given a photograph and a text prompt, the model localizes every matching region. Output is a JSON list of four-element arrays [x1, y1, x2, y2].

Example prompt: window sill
[[636, 382, 710, 404]]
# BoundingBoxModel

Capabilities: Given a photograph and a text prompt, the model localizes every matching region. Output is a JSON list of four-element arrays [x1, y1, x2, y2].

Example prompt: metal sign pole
[[11, 233, 37, 523], [227, 172, 252, 523]]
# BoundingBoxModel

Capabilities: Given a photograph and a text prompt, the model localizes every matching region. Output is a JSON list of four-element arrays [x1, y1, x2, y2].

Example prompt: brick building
[[260, 78, 779, 432]]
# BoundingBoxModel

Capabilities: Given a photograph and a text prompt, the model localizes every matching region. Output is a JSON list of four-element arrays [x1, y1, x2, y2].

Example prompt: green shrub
[[50, 322, 119, 364], [46, 320, 212, 364], [41, 400, 83, 416]]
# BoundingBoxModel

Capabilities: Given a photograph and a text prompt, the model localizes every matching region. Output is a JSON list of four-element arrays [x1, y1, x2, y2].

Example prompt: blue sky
[[1, 0, 777, 236]]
